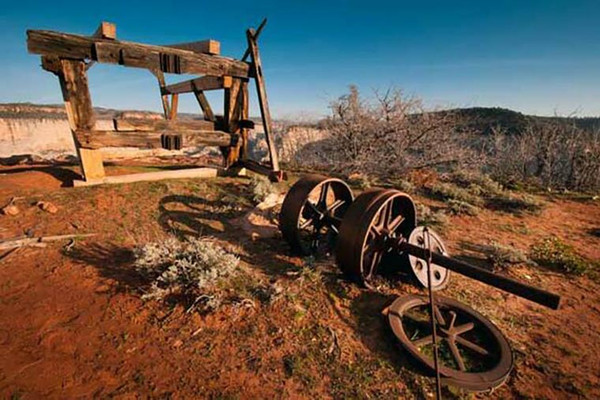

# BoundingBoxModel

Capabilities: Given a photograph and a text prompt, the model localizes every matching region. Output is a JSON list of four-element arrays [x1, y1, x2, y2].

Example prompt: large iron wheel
[[279, 174, 353, 256], [387, 294, 514, 392], [335, 189, 417, 286]]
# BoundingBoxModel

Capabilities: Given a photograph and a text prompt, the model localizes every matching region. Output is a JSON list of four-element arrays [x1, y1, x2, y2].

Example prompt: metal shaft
[[398, 241, 561, 310], [424, 228, 443, 399]]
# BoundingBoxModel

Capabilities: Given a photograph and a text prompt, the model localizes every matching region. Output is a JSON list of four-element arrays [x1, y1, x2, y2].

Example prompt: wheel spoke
[[448, 339, 467, 371], [305, 201, 322, 217], [455, 336, 490, 356], [327, 199, 345, 214], [433, 305, 446, 326], [387, 214, 405, 233], [299, 218, 313, 230], [413, 334, 433, 347], [453, 322, 475, 335], [318, 182, 329, 207], [366, 250, 383, 278]]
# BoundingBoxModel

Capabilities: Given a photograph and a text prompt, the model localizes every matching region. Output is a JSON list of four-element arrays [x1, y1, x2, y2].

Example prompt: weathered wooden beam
[[27, 30, 251, 78], [74, 129, 236, 149], [169, 94, 179, 120], [58, 59, 105, 180], [193, 91, 215, 122], [166, 39, 220, 55], [163, 75, 233, 95], [246, 28, 280, 171], [73, 168, 220, 187], [113, 118, 214, 132], [241, 18, 267, 61], [94, 21, 116, 40]]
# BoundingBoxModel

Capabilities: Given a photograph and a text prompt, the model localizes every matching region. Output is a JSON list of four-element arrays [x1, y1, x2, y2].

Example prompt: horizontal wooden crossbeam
[[74, 129, 237, 149], [27, 30, 251, 78], [166, 40, 220, 55], [113, 118, 215, 132], [162, 75, 233, 95]]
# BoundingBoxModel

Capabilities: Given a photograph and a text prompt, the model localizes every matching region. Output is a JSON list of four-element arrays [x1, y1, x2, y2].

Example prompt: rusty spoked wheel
[[388, 295, 513, 392], [407, 226, 451, 290], [336, 189, 417, 286], [279, 174, 353, 256]]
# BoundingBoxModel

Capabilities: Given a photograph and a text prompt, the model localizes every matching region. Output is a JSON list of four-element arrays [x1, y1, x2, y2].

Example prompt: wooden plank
[[94, 21, 116, 40], [113, 118, 214, 132], [27, 30, 251, 78], [163, 75, 233, 95], [74, 129, 236, 149], [73, 167, 220, 187], [246, 28, 280, 171], [58, 59, 105, 180], [194, 91, 215, 122], [166, 40, 220, 55], [169, 94, 179, 120]]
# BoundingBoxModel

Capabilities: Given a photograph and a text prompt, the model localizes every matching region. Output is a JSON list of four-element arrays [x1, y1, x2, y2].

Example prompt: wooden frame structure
[[27, 20, 283, 185]]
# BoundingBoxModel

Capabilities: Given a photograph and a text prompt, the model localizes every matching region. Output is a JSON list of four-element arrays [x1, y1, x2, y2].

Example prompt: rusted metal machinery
[[279, 174, 561, 393]]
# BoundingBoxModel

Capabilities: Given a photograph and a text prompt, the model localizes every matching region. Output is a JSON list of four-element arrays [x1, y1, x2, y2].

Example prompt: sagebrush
[[134, 237, 240, 301]]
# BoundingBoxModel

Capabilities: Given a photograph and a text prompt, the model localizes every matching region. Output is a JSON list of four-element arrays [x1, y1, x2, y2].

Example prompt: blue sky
[[1, 0, 599, 119]]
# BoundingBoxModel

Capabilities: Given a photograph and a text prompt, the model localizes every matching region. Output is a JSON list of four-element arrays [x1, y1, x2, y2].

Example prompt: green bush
[[530, 237, 589, 275], [451, 170, 504, 197]]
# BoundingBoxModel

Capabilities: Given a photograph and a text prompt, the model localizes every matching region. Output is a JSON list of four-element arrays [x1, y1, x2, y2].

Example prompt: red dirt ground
[[1, 165, 599, 399]]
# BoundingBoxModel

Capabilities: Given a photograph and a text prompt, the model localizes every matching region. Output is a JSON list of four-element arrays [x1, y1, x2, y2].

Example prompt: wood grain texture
[[58, 59, 105, 180], [166, 39, 220, 55], [163, 75, 233, 95], [73, 168, 220, 187], [93, 21, 116, 40], [246, 28, 280, 171], [27, 30, 251, 78], [113, 118, 215, 132], [74, 129, 236, 149]]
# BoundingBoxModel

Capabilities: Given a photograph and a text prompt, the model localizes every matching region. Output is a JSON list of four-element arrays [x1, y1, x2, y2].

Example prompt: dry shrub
[[134, 237, 240, 305], [430, 182, 485, 207], [315, 86, 481, 177], [487, 241, 532, 271], [490, 122, 600, 192], [447, 199, 479, 216], [415, 203, 449, 228]]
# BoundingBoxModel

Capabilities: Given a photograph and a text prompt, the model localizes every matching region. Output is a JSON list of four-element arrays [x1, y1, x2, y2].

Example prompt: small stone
[[1, 204, 19, 216], [37, 201, 58, 214]]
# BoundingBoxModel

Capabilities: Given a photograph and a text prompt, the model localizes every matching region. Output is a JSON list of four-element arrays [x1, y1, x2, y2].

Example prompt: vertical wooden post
[[222, 78, 243, 167], [246, 28, 280, 171], [169, 93, 179, 120], [58, 59, 105, 181], [151, 69, 171, 119], [240, 80, 249, 160]]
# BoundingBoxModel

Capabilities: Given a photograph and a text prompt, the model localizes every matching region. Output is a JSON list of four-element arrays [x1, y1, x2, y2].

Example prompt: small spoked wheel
[[336, 189, 417, 286], [387, 295, 514, 392], [279, 174, 353, 256], [407, 226, 451, 290]]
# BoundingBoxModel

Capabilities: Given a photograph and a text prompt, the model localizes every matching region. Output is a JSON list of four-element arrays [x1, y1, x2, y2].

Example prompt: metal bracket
[[161, 133, 182, 150]]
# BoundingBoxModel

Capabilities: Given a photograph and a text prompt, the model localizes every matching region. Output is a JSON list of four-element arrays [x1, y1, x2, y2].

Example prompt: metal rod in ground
[[424, 227, 443, 399]]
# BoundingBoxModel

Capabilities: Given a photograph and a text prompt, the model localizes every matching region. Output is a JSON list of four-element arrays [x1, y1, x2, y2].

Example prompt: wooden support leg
[[223, 78, 247, 167], [246, 28, 280, 172], [58, 59, 105, 181], [169, 93, 179, 120]]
